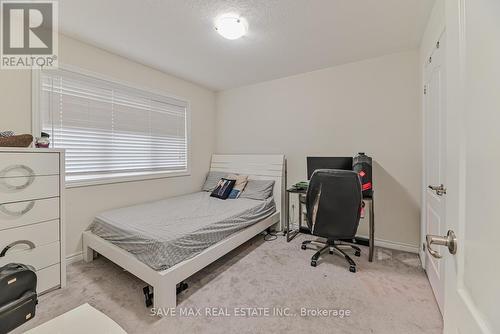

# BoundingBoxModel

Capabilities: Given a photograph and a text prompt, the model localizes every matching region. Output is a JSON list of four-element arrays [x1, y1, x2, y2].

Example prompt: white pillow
[[240, 180, 275, 200]]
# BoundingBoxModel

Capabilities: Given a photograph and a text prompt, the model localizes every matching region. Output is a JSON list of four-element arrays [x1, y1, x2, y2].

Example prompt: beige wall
[[216, 51, 421, 250], [0, 35, 217, 259]]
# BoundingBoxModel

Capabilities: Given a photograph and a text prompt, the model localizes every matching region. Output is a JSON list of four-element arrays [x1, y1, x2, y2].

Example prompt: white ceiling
[[59, 0, 435, 91]]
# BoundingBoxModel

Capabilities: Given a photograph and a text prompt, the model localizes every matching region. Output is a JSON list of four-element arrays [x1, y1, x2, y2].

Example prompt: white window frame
[[31, 64, 192, 188]]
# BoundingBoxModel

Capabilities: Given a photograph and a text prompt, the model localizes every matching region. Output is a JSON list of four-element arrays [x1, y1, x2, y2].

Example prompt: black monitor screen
[[307, 157, 353, 179]]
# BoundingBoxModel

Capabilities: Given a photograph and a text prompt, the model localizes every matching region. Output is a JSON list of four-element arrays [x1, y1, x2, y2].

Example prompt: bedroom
[[0, 0, 498, 333]]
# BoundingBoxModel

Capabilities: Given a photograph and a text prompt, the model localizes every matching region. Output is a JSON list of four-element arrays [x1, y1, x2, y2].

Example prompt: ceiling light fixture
[[214, 15, 248, 40]]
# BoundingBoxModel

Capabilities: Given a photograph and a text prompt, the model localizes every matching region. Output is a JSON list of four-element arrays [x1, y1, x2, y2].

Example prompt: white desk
[[25, 304, 127, 334]]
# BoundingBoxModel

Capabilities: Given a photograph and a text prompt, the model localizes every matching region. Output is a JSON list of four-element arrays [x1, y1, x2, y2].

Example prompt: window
[[35, 67, 189, 186]]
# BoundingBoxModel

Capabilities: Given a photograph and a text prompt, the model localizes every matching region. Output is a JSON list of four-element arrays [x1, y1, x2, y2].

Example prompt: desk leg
[[286, 191, 291, 242], [369, 198, 375, 262], [286, 192, 300, 242], [285, 192, 297, 242], [298, 201, 303, 231]]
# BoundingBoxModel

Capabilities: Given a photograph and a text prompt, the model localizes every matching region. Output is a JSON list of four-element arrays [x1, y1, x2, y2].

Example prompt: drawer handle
[[0, 165, 35, 190], [0, 201, 35, 217], [0, 240, 36, 257]]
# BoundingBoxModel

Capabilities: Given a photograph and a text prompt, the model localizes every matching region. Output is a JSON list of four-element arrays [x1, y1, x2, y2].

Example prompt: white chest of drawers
[[0, 148, 66, 294]]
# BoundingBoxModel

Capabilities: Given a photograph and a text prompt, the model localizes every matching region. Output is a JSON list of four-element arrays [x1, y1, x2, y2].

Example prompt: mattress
[[89, 192, 276, 271]]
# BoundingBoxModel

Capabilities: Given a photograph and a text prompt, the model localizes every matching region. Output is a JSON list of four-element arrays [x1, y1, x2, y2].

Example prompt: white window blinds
[[39, 68, 189, 183]]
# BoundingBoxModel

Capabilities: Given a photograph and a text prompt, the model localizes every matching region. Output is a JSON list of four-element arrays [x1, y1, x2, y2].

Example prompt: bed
[[89, 191, 276, 271], [82, 154, 285, 312]]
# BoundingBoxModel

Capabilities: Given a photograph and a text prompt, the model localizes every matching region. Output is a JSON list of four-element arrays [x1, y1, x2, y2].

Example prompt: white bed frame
[[82, 154, 286, 312]]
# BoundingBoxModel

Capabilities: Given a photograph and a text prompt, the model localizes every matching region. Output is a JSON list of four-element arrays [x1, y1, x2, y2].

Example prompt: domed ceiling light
[[215, 15, 248, 40]]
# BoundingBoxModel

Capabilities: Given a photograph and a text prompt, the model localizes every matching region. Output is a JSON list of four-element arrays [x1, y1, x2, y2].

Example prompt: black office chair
[[301, 169, 363, 273]]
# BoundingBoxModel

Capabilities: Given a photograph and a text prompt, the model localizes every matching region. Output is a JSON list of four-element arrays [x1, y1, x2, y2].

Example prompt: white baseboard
[[66, 251, 83, 265], [375, 239, 420, 254], [357, 235, 420, 254]]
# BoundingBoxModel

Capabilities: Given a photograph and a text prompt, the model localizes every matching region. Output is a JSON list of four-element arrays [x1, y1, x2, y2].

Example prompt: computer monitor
[[307, 157, 353, 179]]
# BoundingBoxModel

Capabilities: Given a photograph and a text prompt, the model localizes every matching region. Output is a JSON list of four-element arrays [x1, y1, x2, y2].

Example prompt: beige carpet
[[17, 235, 443, 334]]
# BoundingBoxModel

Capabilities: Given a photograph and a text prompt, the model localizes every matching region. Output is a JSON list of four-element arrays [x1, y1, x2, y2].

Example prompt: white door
[[427, 0, 500, 332], [423, 33, 447, 313]]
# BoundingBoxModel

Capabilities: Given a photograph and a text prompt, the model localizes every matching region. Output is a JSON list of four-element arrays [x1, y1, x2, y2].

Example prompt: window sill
[[65, 170, 190, 188]]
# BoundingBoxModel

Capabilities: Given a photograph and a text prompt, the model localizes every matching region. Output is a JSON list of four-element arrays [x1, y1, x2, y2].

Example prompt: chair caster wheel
[[349, 266, 356, 273], [355, 251, 361, 257], [301, 244, 307, 250], [329, 250, 334, 255], [311, 260, 317, 267]]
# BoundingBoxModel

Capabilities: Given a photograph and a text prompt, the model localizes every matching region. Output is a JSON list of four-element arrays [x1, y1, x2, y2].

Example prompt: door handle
[[0, 201, 35, 217], [426, 230, 457, 259], [0, 165, 35, 190], [428, 184, 447, 196], [0, 240, 36, 257]]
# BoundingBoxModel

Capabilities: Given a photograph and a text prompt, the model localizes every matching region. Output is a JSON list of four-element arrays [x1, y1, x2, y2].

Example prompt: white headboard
[[210, 154, 286, 230]]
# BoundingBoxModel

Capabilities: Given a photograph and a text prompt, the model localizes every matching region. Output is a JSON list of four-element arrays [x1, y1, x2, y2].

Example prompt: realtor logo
[[1, 0, 58, 69]]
